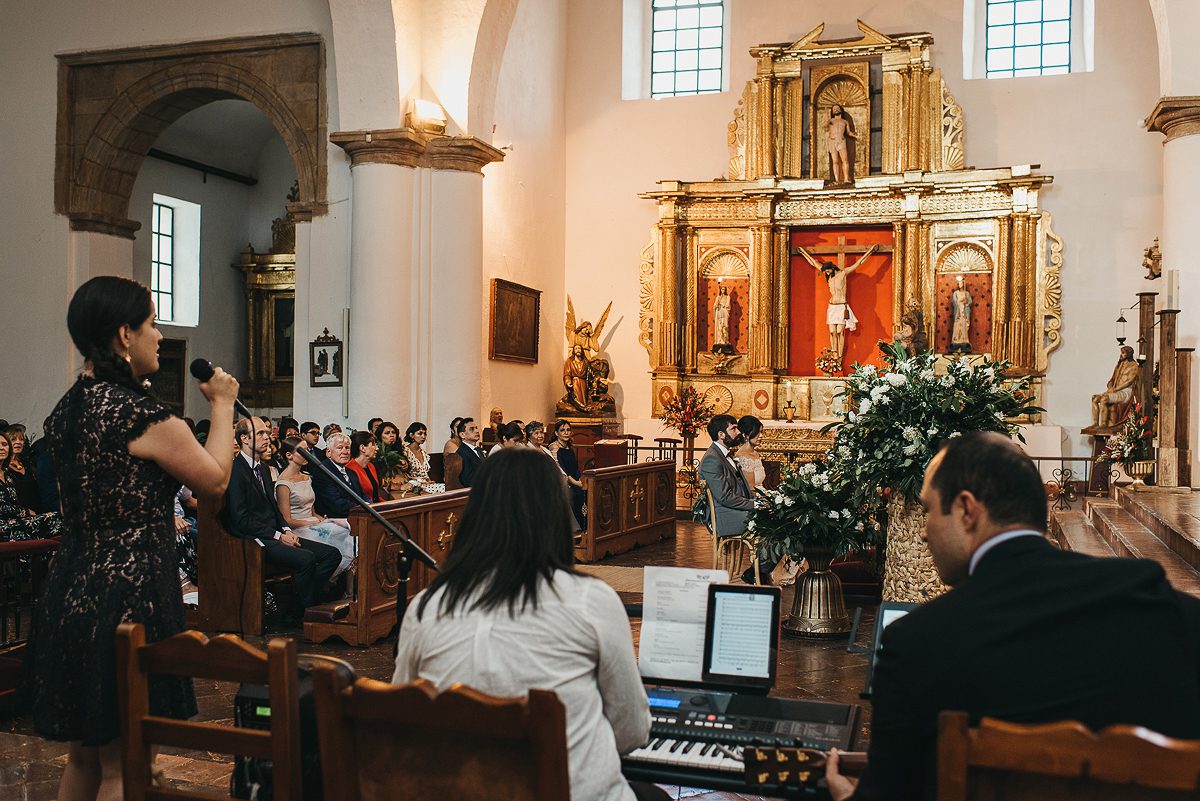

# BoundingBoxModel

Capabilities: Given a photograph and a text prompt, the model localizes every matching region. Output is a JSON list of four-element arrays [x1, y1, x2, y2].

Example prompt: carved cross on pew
[[629, 479, 645, 521]]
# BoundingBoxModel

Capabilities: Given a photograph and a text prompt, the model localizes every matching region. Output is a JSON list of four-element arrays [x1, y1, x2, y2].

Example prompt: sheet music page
[[638, 566, 728, 682], [708, 590, 775, 678]]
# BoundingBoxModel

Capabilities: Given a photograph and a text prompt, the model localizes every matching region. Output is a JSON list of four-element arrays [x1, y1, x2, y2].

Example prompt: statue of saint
[[948, 275, 973, 354], [1092, 345, 1140, 429], [712, 284, 731, 350], [565, 296, 612, 359], [564, 344, 590, 412], [796, 243, 879, 362], [559, 297, 618, 416], [827, 104, 858, 184], [890, 301, 929, 358]]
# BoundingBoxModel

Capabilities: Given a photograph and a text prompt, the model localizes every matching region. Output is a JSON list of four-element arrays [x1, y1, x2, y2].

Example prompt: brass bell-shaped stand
[[782, 551, 851, 638]]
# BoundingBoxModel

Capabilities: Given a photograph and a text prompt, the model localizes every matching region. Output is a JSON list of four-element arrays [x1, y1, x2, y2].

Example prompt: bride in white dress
[[734, 415, 802, 586], [274, 438, 356, 577]]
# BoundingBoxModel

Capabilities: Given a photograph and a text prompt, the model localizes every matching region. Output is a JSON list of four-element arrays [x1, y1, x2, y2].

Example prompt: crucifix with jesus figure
[[792, 235, 893, 365]]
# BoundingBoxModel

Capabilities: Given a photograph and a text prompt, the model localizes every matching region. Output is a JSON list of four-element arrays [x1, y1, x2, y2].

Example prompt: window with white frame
[[964, 0, 1093, 80], [149, 194, 201, 327], [650, 0, 724, 98]]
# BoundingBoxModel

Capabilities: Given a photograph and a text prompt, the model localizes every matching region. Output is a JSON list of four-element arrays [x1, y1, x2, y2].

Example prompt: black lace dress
[[25, 377, 196, 745]]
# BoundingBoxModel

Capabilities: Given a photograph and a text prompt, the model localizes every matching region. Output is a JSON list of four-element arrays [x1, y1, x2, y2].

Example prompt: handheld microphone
[[189, 358, 255, 420]]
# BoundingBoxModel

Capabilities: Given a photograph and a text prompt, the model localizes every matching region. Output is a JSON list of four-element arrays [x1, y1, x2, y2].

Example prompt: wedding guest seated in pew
[[549, 419, 587, 529], [487, 421, 525, 455], [0, 431, 63, 542], [347, 430, 389, 503], [312, 431, 366, 518], [826, 432, 1200, 801], [4, 424, 41, 512], [442, 416, 464, 457], [275, 437, 355, 579], [377, 421, 401, 450], [393, 448, 666, 801], [455, 417, 487, 487], [401, 422, 434, 492]]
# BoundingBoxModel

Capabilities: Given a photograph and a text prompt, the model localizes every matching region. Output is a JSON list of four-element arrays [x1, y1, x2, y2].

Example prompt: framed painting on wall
[[489, 278, 541, 364], [309, 328, 344, 388]]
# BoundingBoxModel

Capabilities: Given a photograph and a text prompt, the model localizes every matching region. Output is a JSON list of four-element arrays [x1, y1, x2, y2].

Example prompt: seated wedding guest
[[347, 430, 388, 503], [226, 417, 341, 622], [394, 448, 662, 801], [29, 436, 60, 515], [0, 431, 64, 541], [481, 407, 503, 448], [377, 421, 401, 450], [300, 421, 321, 448], [487, 421, 525, 455], [312, 431, 366, 518], [276, 437, 355, 578], [173, 488, 198, 589], [279, 416, 300, 441], [456, 418, 487, 487], [549, 420, 587, 529], [402, 422, 433, 491], [525, 421, 558, 462], [442, 416, 464, 456], [4, 424, 41, 512], [825, 432, 1200, 801], [322, 422, 342, 444]]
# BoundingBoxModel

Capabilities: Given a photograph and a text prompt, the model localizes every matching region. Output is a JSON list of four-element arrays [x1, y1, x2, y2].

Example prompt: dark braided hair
[[67, 276, 154, 395]]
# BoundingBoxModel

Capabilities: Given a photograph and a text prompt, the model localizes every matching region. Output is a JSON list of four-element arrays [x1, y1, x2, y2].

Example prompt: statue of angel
[[566, 296, 612, 359]]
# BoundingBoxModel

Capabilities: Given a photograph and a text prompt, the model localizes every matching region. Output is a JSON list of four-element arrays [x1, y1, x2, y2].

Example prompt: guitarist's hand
[[825, 749, 859, 801]]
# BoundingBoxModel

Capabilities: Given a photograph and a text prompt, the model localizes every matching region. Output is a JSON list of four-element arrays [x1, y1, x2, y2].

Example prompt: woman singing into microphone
[[24, 276, 239, 801]]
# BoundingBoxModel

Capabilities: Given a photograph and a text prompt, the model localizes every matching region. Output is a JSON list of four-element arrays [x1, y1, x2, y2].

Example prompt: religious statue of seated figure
[[1091, 345, 1139, 429]]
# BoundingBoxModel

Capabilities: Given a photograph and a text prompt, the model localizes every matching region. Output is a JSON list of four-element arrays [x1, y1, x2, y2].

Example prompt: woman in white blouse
[[393, 448, 665, 801]]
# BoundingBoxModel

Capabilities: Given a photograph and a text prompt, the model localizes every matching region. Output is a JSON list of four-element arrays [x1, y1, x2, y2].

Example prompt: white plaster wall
[[564, 1, 1163, 454], [0, 0, 339, 436], [245, 138, 301, 253], [479, 0, 568, 428]]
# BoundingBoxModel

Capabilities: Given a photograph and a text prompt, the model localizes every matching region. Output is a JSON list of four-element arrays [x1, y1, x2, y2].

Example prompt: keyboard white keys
[[625, 737, 743, 775]]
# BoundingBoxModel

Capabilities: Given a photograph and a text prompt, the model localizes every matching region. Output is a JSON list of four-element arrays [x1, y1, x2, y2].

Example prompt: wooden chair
[[116, 623, 301, 801], [313, 665, 571, 801], [443, 451, 464, 490], [705, 486, 760, 584], [622, 433, 644, 463], [937, 710, 1200, 801]]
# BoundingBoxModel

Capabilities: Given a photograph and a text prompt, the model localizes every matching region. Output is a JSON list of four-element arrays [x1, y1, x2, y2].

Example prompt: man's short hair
[[707, 413, 738, 442], [455, 417, 475, 436], [326, 431, 351, 448], [322, 423, 342, 441], [234, 417, 259, 446], [931, 432, 1046, 529], [300, 421, 319, 435]]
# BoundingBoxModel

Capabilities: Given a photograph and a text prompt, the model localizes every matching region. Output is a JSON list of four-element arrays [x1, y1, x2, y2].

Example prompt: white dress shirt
[[968, 528, 1044, 576], [393, 570, 650, 801]]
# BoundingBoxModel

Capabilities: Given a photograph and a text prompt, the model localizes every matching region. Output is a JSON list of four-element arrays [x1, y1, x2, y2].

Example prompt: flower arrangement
[[660, 386, 716, 439], [815, 348, 842, 376], [824, 343, 1043, 505], [747, 459, 881, 562], [1102, 401, 1154, 467]]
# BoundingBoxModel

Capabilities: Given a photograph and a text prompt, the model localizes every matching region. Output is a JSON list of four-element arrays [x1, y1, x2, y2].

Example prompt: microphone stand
[[295, 449, 439, 652]]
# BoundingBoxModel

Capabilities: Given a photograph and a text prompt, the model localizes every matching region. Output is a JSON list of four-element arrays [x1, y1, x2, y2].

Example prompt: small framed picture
[[489, 278, 541, 364], [309, 328, 344, 388]]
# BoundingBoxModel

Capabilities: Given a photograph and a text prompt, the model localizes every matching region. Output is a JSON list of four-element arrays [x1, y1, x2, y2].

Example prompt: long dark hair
[[67, 276, 154, 394], [403, 421, 425, 444], [417, 448, 576, 619], [350, 430, 375, 459]]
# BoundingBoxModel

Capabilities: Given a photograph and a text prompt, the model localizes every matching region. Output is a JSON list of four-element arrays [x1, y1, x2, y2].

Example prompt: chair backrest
[[116, 623, 301, 801], [313, 666, 570, 801], [196, 498, 265, 635], [704, 485, 721, 536], [443, 451, 464, 490], [937, 710, 1200, 801]]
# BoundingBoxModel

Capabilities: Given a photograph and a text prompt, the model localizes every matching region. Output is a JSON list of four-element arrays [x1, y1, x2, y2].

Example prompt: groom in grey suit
[[699, 414, 775, 583]]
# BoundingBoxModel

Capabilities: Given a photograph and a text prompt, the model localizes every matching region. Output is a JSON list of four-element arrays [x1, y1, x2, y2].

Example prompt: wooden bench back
[[196, 498, 265, 635], [938, 710, 1200, 801], [116, 623, 301, 801], [443, 451, 464, 490], [313, 666, 570, 801]]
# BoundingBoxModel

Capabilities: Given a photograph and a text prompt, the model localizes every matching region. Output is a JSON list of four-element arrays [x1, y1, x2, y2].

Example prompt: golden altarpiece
[[638, 22, 1063, 457]]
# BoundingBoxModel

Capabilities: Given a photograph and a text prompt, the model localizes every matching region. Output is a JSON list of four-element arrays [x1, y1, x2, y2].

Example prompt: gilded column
[[657, 221, 682, 371], [752, 74, 776, 178], [992, 215, 1012, 362], [891, 221, 906, 323], [749, 225, 773, 372], [682, 227, 698, 372], [881, 53, 905, 174], [905, 65, 922, 171], [774, 227, 790, 370], [904, 219, 924, 316]]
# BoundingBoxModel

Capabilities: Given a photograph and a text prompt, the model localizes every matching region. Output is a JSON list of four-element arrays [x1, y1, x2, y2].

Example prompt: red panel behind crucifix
[[789, 227, 894, 376]]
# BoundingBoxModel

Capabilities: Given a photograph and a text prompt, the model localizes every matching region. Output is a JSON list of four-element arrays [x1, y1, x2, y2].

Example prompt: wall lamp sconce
[[408, 98, 447, 135]]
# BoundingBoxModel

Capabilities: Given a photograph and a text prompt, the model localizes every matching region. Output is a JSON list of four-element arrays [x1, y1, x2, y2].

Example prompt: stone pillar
[[332, 129, 502, 435], [1177, 348, 1194, 487], [1158, 309, 1180, 487], [1146, 98, 1200, 486]]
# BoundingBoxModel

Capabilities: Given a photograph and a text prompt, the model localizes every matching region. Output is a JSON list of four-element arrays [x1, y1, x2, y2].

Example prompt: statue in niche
[[711, 283, 732, 353], [887, 301, 929, 358], [948, 275, 973, 354], [557, 297, 617, 416], [1091, 345, 1139, 429], [827, 104, 858, 184], [797, 244, 878, 362]]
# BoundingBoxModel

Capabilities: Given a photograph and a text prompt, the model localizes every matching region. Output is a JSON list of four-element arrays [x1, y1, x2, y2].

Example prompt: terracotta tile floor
[[0, 522, 878, 801]]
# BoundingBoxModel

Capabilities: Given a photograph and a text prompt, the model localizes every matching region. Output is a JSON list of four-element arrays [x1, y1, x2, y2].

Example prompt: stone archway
[[56, 33, 326, 239]]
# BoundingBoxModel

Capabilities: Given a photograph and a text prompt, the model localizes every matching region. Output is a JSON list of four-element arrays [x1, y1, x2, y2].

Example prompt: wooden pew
[[196, 499, 270, 635], [575, 460, 676, 562], [304, 489, 469, 646]]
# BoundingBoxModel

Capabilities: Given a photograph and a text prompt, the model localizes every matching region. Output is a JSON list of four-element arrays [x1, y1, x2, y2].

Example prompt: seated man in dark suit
[[455, 417, 487, 487], [225, 417, 341, 622], [311, 430, 366, 517], [698, 413, 773, 584], [827, 432, 1200, 801]]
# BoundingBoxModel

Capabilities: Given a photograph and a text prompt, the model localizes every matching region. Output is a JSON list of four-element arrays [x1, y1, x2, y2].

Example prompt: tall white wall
[[0, 0, 339, 436], [479, 0, 568, 428], [565, 2, 1163, 454]]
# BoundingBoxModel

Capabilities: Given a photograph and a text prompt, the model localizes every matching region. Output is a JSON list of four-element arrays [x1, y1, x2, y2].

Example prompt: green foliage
[[373, 443, 410, 480]]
